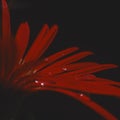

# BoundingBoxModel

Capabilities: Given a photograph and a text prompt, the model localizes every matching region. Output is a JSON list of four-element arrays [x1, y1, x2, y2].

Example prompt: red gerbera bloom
[[0, 0, 120, 119]]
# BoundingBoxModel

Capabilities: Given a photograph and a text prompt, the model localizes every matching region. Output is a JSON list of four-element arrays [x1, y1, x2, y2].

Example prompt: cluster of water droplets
[[35, 80, 45, 87], [18, 57, 91, 100]]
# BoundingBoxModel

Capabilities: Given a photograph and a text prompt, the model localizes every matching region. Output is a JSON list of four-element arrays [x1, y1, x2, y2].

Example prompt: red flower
[[0, 0, 120, 119]]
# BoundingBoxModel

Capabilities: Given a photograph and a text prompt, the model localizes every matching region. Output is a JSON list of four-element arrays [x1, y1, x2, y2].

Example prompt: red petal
[[15, 22, 30, 64], [40, 62, 98, 75], [34, 47, 79, 71], [24, 24, 58, 63], [2, 0, 11, 41], [40, 51, 94, 73], [60, 64, 117, 77]]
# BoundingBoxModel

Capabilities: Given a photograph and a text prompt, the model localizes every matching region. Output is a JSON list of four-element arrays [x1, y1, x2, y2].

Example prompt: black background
[[0, 0, 120, 119]]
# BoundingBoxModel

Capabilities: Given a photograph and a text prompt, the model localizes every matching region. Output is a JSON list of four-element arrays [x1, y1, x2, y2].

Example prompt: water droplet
[[79, 93, 91, 101], [80, 93, 84, 97], [33, 69, 37, 74], [35, 80, 39, 83], [62, 67, 68, 71], [19, 59, 23, 64], [41, 82, 44, 86]]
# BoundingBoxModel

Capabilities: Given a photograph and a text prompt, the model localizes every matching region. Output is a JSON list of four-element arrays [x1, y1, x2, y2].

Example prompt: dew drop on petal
[[80, 93, 84, 97], [35, 80, 39, 83], [33, 69, 37, 74], [41, 82, 45, 86], [19, 59, 23, 64], [62, 67, 68, 71]]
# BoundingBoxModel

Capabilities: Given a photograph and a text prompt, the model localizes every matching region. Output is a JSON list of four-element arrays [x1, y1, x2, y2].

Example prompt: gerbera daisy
[[0, 0, 120, 119]]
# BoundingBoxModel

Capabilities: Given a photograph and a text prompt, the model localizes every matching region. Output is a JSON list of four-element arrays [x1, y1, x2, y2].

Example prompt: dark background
[[0, 0, 120, 119]]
